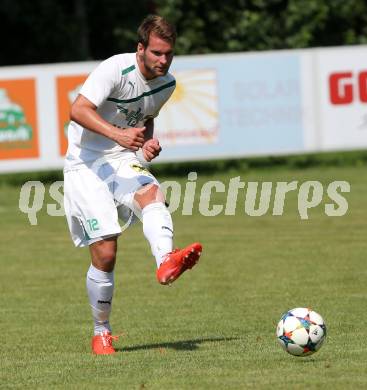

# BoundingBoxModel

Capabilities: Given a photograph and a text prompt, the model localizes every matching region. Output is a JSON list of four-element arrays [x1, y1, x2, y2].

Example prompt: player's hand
[[113, 126, 146, 151], [142, 138, 162, 162]]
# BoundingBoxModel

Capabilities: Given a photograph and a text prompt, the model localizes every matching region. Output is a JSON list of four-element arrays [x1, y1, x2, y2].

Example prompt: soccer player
[[63, 15, 202, 355]]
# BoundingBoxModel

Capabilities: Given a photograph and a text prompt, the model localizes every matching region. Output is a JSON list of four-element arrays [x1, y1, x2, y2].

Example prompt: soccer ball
[[276, 307, 326, 357]]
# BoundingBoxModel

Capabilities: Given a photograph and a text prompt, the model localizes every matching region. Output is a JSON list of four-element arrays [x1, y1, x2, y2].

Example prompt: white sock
[[142, 202, 173, 267], [86, 264, 114, 336]]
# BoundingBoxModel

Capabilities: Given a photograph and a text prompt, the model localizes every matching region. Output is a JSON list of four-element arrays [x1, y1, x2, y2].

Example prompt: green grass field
[[0, 164, 366, 389]]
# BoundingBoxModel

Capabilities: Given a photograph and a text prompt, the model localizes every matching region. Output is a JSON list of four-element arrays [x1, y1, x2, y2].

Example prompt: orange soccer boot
[[156, 242, 202, 285], [92, 330, 118, 355]]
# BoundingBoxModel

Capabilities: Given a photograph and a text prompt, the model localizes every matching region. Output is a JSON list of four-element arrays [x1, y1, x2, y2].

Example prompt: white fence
[[1, 45, 367, 173]]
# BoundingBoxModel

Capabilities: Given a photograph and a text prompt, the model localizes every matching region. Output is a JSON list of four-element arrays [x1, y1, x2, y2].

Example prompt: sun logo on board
[[155, 69, 219, 146], [170, 81, 186, 103]]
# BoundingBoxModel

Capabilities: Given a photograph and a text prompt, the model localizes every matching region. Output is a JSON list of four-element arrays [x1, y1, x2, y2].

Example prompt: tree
[[0, 0, 154, 65], [2, 0, 367, 66], [156, 0, 367, 54]]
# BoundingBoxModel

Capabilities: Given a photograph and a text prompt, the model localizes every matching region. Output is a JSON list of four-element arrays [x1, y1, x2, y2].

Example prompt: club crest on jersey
[[117, 105, 144, 126]]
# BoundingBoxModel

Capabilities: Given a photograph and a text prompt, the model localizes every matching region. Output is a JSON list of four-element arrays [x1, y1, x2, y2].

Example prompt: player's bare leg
[[89, 237, 117, 272], [134, 183, 202, 285], [87, 237, 119, 354]]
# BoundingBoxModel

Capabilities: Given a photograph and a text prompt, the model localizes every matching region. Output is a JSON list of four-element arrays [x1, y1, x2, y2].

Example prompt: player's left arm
[[142, 118, 162, 162]]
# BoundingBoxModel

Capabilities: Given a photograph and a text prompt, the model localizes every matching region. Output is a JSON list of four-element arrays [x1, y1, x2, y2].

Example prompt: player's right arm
[[71, 95, 146, 151], [71, 55, 146, 151]]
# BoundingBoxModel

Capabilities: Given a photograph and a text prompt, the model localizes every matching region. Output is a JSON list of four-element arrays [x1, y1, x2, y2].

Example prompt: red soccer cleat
[[156, 242, 202, 285], [92, 330, 119, 355]]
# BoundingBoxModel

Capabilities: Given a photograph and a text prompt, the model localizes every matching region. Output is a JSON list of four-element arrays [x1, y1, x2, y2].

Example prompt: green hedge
[[1, 150, 367, 186], [151, 149, 367, 178]]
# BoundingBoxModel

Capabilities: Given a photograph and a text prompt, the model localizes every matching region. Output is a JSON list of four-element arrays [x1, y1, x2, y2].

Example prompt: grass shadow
[[116, 336, 239, 353]]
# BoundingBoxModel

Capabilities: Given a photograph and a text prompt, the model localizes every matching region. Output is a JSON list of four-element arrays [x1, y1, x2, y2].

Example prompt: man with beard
[[63, 15, 202, 354]]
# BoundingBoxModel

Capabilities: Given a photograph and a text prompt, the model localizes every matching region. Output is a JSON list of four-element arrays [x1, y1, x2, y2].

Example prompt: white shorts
[[64, 155, 159, 247]]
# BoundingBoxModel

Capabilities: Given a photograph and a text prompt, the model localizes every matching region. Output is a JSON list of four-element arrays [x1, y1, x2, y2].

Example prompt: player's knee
[[145, 184, 162, 201], [98, 249, 116, 270], [90, 242, 117, 272], [134, 183, 165, 208]]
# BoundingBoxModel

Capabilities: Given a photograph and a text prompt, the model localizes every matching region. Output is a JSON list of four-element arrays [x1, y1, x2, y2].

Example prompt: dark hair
[[137, 15, 176, 47]]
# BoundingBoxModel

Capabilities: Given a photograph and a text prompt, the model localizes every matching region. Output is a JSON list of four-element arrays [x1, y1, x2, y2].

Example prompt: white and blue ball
[[276, 307, 326, 357]]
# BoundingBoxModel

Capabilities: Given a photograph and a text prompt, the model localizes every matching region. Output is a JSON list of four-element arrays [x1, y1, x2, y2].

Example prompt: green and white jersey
[[65, 53, 176, 169]]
